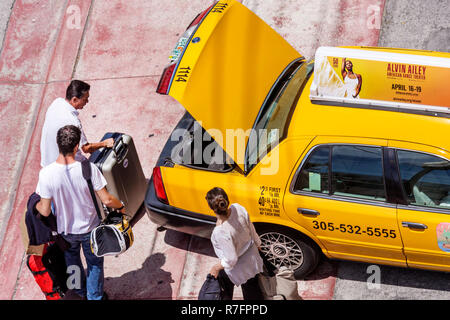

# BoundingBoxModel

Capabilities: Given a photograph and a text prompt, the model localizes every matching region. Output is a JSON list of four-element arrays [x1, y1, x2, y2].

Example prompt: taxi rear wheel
[[256, 224, 321, 279]]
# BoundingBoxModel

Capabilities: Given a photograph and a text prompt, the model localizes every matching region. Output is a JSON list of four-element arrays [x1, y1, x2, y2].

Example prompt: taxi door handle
[[298, 208, 320, 216], [402, 221, 428, 230]]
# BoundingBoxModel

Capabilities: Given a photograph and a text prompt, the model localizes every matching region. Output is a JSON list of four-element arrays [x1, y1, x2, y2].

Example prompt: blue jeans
[[62, 232, 104, 300]]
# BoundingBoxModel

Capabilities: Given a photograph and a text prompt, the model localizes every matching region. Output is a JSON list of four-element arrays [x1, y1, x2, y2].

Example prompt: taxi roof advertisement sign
[[310, 47, 450, 116]]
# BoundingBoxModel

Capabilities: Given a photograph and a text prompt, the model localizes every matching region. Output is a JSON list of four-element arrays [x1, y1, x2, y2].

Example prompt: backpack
[[198, 274, 224, 300], [26, 242, 68, 300]]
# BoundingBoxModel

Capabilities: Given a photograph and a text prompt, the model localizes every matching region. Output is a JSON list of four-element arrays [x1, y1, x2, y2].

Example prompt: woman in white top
[[341, 58, 362, 98], [206, 187, 264, 300]]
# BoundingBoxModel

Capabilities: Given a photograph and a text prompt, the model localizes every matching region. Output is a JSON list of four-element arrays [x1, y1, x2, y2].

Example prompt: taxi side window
[[397, 150, 450, 209], [294, 146, 330, 194], [332, 146, 385, 201], [294, 145, 386, 201]]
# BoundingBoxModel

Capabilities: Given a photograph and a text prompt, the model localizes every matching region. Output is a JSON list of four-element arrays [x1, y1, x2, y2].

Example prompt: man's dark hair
[[205, 187, 229, 216], [66, 80, 90, 100], [57, 125, 81, 156]]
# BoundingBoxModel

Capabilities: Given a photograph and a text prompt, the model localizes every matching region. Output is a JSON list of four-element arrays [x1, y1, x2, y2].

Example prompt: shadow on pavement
[[164, 230, 340, 282], [304, 256, 339, 281], [164, 229, 216, 258], [105, 252, 175, 300]]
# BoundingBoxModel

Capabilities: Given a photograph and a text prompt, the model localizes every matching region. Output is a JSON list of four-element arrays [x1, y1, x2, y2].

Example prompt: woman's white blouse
[[211, 203, 263, 286]]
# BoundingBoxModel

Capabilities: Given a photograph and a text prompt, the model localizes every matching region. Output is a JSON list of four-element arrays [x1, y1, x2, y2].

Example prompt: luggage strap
[[81, 160, 103, 221], [46, 291, 60, 297], [26, 256, 47, 275]]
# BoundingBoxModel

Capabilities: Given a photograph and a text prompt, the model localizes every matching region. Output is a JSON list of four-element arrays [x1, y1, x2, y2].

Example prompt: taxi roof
[[289, 75, 450, 152], [309, 47, 450, 115]]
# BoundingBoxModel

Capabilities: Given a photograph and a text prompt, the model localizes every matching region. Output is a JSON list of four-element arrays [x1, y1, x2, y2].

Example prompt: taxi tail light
[[157, 4, 214, 95], [156, 63, 176, 95], [187, 4, 214, 29], [153, 167, 169, 204]]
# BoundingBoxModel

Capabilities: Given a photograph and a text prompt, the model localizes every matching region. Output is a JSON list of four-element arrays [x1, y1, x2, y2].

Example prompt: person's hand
[[209, 263, 223, 278], [103, 138, 115, 148], [117, 201, 126, 215]]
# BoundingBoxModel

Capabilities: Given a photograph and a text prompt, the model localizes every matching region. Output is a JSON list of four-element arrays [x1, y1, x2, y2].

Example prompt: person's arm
[[35, 170, 53, 217], [240, 204, 261, 250], [89, 163, 125, 213], [249, 220, 261, 250], [353, 74, 362, 98], [210, 232, 237, 278], [36, 198, 52, 217], [81, 138, 114, 154], [341, 57, 347, 79], [95, 187, 126, 214]]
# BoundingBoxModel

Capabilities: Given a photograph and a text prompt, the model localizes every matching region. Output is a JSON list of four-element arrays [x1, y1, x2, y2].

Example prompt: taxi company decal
[[310, 47, 450, 112], [258, 186, 281, 217], [437, 223, 450, 253]]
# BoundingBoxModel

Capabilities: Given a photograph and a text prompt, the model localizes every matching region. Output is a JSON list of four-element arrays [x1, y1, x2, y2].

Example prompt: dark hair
[[206, 187, 229, 216], [57, 125, 81, 156], [66, 80, 90, 100]]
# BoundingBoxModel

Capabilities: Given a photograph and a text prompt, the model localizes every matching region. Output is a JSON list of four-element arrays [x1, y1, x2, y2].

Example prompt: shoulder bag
[[81, 160, 134, 257]]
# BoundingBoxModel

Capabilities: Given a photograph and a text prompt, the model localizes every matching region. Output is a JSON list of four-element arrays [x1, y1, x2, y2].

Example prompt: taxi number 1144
[[312, 220, 397, 238]]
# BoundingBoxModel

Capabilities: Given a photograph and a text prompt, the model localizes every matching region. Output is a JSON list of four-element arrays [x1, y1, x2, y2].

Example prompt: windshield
[[245, 59, 313, 173]]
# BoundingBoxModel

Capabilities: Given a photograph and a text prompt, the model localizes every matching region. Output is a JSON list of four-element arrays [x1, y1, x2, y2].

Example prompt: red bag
[[26, 243, 67, 300]]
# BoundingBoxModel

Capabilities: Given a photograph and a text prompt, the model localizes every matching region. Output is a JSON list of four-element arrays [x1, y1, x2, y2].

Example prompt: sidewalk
[[0, 0, 383, 300]]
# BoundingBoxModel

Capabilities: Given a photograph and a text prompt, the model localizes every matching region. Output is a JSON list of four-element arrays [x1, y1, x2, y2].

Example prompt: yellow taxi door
[[283, 137, 406, 267], [390, 141, 450, 272]]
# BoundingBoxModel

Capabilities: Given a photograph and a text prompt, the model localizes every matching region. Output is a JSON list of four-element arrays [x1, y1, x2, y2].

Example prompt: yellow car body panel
[[291, 75, 450, 152], [388, 141, 450, 272], [283, 136, 406, 267], [153, 0, 450, 274], [160, 137, 330, 252], [167, 0, 301, 170]]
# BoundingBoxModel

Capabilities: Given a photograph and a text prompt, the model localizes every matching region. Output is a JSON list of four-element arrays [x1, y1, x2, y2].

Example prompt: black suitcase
[[90, 132, 147, 219]]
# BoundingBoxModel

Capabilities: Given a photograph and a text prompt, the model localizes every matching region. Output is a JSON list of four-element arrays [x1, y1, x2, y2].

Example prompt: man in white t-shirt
[[36, 125, 125, 300], [40, 80, 114, 168]]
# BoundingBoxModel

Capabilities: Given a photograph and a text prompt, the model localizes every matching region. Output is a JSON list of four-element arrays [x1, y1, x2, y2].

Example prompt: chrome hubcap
[[259, 232, 303, 270]]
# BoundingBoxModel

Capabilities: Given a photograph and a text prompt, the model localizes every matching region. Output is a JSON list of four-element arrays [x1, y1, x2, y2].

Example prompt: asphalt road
[[379, 0, 450, 52]]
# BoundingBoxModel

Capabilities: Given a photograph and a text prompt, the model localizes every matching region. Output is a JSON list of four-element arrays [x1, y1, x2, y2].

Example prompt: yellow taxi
[[145, 0, 450, 278]]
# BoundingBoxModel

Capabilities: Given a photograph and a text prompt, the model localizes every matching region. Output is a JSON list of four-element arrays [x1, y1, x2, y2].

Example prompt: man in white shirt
[[40, 80, 114, 167], [36, 125, 125, 300]]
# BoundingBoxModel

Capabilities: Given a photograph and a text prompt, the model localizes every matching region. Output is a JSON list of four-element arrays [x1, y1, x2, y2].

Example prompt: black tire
[[255, 224, 321, 280]]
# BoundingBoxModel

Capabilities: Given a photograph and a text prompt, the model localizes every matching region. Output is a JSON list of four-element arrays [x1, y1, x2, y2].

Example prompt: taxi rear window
[[245, 59, 313, 173], [294, 145, 386, 202]]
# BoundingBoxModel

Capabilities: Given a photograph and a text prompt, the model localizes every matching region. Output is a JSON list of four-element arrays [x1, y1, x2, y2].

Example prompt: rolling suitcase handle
[[112, 136, 129, 164]]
